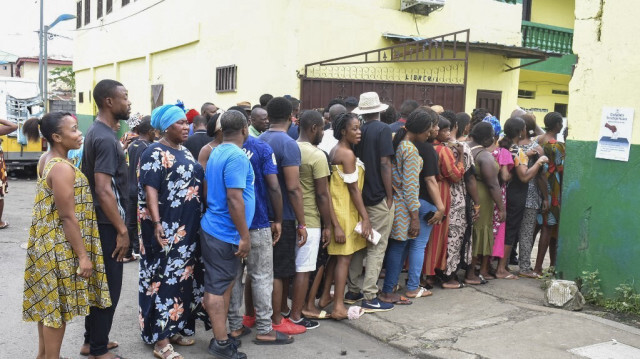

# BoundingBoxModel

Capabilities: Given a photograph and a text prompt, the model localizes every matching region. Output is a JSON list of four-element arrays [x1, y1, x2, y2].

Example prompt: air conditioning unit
[[401, 0, 446, 15]]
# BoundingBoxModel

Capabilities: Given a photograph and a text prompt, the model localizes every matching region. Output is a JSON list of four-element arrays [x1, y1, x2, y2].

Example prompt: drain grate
[[569, 340, 640, 358]]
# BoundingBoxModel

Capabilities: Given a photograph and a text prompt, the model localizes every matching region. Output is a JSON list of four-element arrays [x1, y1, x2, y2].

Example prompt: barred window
[[76, 1, 82, 28], [84, 0, 90, 25], [216, 65, 237, 93], [79, 92, 84, 103], [107, 0, 113, 14], [97, 0, 103, 19]]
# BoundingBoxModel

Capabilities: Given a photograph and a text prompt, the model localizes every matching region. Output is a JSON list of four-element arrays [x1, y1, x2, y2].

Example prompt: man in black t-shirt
[[80, 79, 131, 358], [184, 115, 212, 159], [347, 92, 396, 312]]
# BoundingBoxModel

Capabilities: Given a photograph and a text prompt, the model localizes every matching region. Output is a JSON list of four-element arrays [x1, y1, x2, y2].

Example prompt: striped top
[[390, 140, 423, 241]]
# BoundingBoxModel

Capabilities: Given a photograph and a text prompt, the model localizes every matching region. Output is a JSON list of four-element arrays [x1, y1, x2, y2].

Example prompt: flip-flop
[[80, 342, 119, 356], [442, 282, 465, 289], [406, 286, 432, 298], [465, 277, 488, 285], [302, 310, 331, 320], [519, 272, 541, 279], [229, 325, 252, 339], [497, 273, 518, 280], [0, 222, 8, 229], [393, 296, 413, 304], [253, 330, 294, 345], [170, 334, 195, 346]]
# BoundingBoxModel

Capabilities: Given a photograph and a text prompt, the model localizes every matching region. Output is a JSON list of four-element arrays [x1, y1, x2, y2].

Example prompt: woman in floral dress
[[138, 104, 205, 359]]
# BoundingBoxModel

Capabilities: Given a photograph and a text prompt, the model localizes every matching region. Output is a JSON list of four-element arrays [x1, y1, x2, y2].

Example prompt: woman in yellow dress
[[318, 113, 372, 320], [22, 112, 111, 359]]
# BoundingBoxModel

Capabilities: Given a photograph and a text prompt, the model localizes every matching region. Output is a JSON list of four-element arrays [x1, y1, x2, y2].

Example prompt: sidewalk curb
[[342, 290, 640, 359]]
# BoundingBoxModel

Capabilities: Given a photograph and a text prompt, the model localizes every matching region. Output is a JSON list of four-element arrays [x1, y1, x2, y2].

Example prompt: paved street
[[5, 177, 640, 359], [1, 178, 407, 359]]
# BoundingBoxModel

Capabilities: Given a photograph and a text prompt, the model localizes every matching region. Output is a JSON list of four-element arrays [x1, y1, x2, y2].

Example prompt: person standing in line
[[197, 113, 223, 170], [137, 104, 206, 359], [346, 92, 395, 312], [248, 107, 269, 138], [317, 103, 346, 154], [318, 113, 370, 319], [0, 118, 18, 229], [380, 110, 433, 303], [468, 122, 505, 282], [533, 112, 565, 276], [80, 79, 131, 359], [423, 116, 465, 286], [259, 94, 273, 108], [22, 112, 111, 359], [201, 110, 254, 359], [123, 115, 154, 262], [259, 97, 309, 334], [201, 102, 219, 122], [226, 119, 294, 346], [286, 110, 334, 327], [389, 100, 419, 134], [184, 115, 213, 159]]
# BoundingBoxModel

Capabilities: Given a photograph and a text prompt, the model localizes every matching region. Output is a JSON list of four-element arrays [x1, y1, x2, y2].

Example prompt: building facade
[[557, 0, 640, 296], [73, 0, 565, 133]]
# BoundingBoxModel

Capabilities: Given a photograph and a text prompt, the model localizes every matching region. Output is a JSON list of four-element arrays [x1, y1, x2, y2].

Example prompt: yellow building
[[73, 0, 563, 131], [516, 0, 576, 122]]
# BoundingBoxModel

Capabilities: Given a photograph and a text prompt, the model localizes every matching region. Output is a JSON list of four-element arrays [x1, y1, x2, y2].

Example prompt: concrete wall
[[558, 0, 640, 296], [49, 99, 76, 113], [517, 69, 570, 120], [0, 63, 14, 77], [19, 61, 72, 93], [74, 0, 523, 122]]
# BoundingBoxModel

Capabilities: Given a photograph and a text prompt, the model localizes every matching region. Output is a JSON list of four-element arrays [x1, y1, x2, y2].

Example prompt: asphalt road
[[1, 178, 408, 359]]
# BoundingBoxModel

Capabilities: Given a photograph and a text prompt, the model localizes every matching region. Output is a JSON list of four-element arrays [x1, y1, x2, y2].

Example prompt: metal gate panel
[[301, 30, 469, 112]]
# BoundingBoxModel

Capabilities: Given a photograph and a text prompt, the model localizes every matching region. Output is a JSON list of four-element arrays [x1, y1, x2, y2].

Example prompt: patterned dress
[[445, 142, 473, 276], [490, 147, 514, 257], [328, 159, 367, 256], [423, 141, 465, 275], [137, 143, 207, 343], [390, 141, 422, 241], [23, 157, 111, 328], [542, 139, 565, 232]]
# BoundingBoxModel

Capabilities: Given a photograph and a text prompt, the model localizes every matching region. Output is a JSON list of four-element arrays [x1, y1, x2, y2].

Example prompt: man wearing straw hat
[[345, 92, 396, 312]]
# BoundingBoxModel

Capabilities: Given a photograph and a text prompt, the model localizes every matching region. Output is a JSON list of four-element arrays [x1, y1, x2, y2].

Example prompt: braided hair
[[332, 112, 357, 141], [392, 108, 433, 151]]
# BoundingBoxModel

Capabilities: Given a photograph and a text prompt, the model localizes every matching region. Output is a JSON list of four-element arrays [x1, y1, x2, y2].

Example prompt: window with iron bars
[[76, 1, 82, 28], [216, 65, 237, 92], [97, 0, 103, 19], [84, 0, 90, 25]]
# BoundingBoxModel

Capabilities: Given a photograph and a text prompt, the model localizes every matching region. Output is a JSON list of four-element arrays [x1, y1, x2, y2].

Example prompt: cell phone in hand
[[423, 211, 435, 222]]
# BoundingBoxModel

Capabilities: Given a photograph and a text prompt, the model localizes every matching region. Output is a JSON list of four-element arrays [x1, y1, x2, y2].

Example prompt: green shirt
[[298, 141, 330, 228], [249, 125, 262, 138]]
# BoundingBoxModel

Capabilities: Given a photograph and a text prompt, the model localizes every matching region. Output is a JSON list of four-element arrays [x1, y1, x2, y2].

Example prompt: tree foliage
[[48, 66, 75, 93]]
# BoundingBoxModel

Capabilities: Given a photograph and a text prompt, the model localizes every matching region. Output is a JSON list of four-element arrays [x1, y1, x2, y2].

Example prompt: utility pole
[[38, 0, 44, 103]]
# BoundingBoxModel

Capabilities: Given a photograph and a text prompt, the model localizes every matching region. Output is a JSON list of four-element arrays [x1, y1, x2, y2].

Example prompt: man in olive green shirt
[[288, 110, 333, 328], [249, 107, 269, 137]]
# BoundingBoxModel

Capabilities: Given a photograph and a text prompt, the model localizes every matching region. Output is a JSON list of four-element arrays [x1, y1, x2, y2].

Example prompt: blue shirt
[[201, 143, 255, 245], [242, 136, 278, 230], [259, 130, 301, 221], [287, 123, 299, 140]]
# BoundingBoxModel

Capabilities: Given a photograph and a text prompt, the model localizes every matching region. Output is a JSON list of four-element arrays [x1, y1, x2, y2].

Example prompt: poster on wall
[[595, 107, 635, 162]]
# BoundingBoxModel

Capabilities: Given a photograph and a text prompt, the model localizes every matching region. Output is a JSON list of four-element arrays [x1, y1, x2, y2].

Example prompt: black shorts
[[273, 220, 296, 279], [201, 231, 240, 295]]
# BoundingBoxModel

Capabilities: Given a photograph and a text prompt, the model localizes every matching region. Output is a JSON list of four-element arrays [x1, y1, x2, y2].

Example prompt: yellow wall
[[74, 0, 523, 115], [517, 69, 570, 123], [570, 0, 640, 143], [531, 0, 575, 29]]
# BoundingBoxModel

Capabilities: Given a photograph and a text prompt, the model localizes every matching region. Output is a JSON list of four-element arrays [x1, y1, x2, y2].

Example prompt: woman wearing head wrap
[[137, 104, 208, 359]]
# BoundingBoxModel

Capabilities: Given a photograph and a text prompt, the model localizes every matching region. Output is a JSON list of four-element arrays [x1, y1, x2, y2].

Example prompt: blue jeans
[[383, 200, 437, 293]]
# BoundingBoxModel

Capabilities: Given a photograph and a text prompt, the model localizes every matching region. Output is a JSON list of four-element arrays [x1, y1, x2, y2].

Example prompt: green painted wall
[[521, 54, 576, 75], [557, 140, 640, 296]]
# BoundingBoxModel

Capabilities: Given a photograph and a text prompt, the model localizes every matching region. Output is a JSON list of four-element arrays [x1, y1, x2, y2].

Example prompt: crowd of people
[[18, 78, 566, 359]]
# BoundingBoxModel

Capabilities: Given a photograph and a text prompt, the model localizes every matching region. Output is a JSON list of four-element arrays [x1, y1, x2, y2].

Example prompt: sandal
[[80, 341, 119, 356], [302, 310, 331, 320], [169, 334, 195, 346], [229, 325, 252, 339], [442, 282, 465, 289], [465, 277, 488, 285], [497, 273, 518, 280], [253, 330, 294, 345], [406, 286, 432, 298], [519, 271, 541, 279], [0, 222, 8, 229], [153, 343, 182, 359]]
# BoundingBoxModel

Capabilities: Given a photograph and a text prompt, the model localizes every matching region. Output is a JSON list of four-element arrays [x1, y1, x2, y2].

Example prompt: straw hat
[[352, 92, 389, 115]]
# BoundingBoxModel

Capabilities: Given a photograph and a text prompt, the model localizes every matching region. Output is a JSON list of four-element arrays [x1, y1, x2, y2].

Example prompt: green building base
[[557, 140, 640, 297]]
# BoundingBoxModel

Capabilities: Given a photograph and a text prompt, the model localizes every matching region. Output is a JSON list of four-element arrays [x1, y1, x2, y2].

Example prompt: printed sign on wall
[[595, 107, 634, 162]]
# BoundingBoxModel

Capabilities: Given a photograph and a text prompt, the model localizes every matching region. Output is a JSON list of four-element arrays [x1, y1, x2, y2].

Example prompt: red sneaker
[[242, 315, 256, 328], [272, 317, 306, 335]]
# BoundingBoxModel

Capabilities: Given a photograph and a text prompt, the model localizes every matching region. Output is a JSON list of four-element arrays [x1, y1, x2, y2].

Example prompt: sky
[[0, 0, 76, 59]]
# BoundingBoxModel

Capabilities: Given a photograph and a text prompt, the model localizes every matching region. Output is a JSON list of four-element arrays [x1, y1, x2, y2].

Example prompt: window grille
[[216, 65, 237, 93]]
